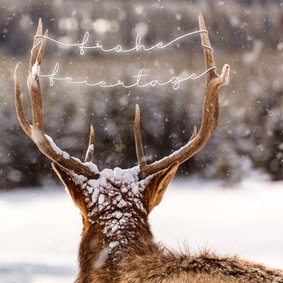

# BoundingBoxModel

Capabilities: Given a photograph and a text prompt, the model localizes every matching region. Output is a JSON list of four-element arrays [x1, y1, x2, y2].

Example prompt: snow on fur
[[74, 166, 148, 251]]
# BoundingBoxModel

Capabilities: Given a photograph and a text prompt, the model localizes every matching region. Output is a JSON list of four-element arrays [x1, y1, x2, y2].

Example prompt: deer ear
[[52, 163, 88, 218], [144, 161, 179, 213]]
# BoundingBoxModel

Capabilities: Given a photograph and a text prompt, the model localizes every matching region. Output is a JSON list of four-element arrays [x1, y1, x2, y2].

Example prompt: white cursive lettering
[[39, 63, 216, 90]]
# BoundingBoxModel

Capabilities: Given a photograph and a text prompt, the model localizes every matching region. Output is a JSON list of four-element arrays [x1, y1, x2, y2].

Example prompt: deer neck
[[74, 166, 156, 281], [77, 208, 155, 282]]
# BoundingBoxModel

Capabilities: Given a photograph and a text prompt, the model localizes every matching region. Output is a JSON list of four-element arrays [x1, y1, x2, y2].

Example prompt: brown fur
[[119, 247, 283, 283]]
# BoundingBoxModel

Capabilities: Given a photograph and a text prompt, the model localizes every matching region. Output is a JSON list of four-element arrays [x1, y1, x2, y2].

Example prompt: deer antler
[[135, 14, 230, 178], [14, 19, 99, 179], [85, 125, 95, 162]]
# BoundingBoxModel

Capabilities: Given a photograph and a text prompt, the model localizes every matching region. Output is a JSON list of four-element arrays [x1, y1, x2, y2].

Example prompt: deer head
[[14, 15, 230, 281]]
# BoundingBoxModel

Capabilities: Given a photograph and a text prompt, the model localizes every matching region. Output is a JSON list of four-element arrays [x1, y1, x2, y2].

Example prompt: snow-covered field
[[0, 178, 282, 282]]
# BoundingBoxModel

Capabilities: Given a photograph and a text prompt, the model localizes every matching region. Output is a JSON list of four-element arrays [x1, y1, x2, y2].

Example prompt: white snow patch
[[32, 61, 40, 79], [101, 168, 113, 179], [91, 188, 100, 203], [131, 185, 139, 195], [112, 211, 123, 219], [109, 241, 119, 249], [111, 223, 119, 233], [121, 187, 128, 193], [98, 194, 105, 205], [113, 167, 122, 175], [94, 247, 109, 270], [123, 172, 135, 182], [44, 134, 70, 160], [84, 162, 99, 174], [117, 199, 127, 208], [81, 165, 147, 251], [87, 186, 94, 194]]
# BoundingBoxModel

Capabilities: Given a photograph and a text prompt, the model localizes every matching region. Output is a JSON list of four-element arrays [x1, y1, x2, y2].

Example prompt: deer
[[14, 15, 283, 283]]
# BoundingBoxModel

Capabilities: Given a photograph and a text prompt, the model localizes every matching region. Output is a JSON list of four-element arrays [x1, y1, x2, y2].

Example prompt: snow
[[84, 162, 99, 174], [76, 165, 148, 259], [31, 61, 40, 79], [98, 194, 105, 205], [0, 179, 283, 282], [91, 188, 99, 203], [31, 133, 70, 161], [84, 166, 144, 219], [109, 241, 119, 249], [94, 247, 109, 270]]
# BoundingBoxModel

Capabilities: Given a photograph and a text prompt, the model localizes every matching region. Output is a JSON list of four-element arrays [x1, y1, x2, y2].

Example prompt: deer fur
[[52, 163, 283, 283]]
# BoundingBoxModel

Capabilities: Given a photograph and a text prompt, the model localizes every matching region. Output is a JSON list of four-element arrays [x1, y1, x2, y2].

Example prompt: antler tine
[[134, 104, 146, 172], [15, 20, 99, 179], [14, 63, 32, 139], [189, 126, 198, 142], [198, 14, 216, 79], [14, 19, 45, 139], [139, 15, 230, 178], [29, 18, 43, 73], [85, 125, 95, 162], [27, 29, 48, 132], [198, 14, 230, 86]]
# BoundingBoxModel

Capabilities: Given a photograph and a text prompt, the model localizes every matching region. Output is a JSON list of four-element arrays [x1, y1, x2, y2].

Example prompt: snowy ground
[[0, 177, 283, 282]]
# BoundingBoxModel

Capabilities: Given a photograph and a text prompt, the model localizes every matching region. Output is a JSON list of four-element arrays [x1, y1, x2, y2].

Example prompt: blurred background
[[0, 1, 283, 282], [0, 0, 282, 189]]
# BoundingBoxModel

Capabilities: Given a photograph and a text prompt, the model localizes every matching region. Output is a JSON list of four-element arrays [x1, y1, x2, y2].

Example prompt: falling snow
[[0, 0, 283, 280]]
